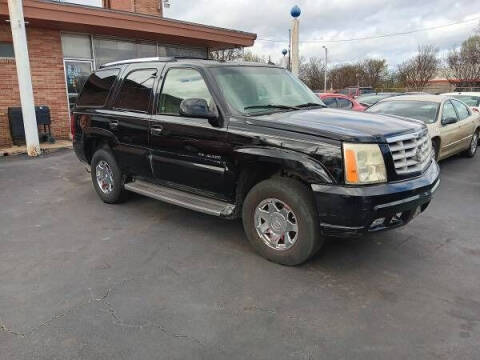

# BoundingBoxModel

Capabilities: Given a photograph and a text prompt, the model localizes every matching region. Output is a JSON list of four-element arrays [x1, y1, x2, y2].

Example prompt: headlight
[[343, 143, 387, 184]]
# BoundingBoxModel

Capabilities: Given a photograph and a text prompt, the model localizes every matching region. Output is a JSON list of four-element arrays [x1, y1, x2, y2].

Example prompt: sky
[[69, 0, 480, 68], [164, 0, 480, 67]]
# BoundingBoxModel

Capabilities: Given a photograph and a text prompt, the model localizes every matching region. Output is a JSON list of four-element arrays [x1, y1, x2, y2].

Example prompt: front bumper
[[311, 160, 440, 236]]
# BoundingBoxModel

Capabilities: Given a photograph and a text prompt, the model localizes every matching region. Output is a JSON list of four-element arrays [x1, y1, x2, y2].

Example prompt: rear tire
[[463, 130, 479, 158], [242, 177, 323, 266], [91, 147, 126, 204]]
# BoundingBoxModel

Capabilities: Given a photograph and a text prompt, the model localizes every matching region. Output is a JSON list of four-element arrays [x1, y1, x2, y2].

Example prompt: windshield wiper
[[295, 102, 326, 108], [244, 104, 300, 111]]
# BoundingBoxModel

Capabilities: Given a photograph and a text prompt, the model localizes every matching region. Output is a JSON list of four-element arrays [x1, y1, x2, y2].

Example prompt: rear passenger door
[[148, 66, 230, 196], [107, 65, 159, 177]]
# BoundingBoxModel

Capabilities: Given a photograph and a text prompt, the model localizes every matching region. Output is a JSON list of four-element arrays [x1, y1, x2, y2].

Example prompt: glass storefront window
[[137, 42, 157, 58], [159, 45, 207, 59], [94, 38, 137, 67], [61, 34, 92, 59]]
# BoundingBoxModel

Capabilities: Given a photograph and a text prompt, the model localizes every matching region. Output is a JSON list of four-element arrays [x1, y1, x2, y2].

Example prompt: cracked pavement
[[1, 149, 479, 359]]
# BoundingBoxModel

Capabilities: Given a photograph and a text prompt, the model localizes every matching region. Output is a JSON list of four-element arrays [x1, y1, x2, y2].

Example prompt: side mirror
[[442, 117, 457, 125], [179, 98, 220, 125]]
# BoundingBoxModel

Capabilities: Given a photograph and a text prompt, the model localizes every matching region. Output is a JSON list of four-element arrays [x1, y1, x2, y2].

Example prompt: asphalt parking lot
[[0, 149, 479, 359]]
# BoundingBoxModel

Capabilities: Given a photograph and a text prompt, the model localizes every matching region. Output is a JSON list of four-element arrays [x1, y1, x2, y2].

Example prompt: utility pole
[[290, 5, 301, 76], [8, 0, 40, 156], [322, 46, 328, 92]]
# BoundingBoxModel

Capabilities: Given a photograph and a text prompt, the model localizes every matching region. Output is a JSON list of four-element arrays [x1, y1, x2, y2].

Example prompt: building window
[[158, 45, 207, 59], [93, 38, 157, 68], [114, 69, 157, 112], [61, 34, 93, 59], [0, 42, 14, 58]]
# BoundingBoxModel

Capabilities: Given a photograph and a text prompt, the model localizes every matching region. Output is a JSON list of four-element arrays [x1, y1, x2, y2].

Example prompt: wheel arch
[[83, 128, 118, 163], [230, 147, 334, 218]]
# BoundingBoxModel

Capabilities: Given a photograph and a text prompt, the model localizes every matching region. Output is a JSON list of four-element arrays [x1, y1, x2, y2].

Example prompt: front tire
[[463, 130, 479, 158], [242, 177, 323, 266], [91, 147, 126, 203], [432, 139, 440, 161]]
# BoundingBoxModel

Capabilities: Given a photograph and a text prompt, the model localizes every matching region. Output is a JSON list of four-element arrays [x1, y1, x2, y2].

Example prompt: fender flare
[[234, 147, 334, 184]]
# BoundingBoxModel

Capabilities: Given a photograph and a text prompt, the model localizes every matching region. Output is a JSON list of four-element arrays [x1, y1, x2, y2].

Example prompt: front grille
[[387, 129, 432, 175]]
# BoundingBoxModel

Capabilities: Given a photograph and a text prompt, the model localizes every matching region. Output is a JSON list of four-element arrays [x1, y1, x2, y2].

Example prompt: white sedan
[[441, 92, 480, 113]]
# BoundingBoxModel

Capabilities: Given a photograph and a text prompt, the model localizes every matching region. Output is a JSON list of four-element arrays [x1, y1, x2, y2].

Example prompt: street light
[[322, 45, 328, 93]]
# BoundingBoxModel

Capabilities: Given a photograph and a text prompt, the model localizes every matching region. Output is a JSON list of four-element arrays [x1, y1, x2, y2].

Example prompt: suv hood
[[248, 108, 425, 143]]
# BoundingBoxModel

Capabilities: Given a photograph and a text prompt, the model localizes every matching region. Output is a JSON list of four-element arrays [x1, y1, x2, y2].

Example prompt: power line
[[257, 16, 480, 44]]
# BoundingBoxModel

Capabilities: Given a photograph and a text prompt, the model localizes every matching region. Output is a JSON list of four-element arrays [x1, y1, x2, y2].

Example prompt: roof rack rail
[[100, 57, 176, 68]]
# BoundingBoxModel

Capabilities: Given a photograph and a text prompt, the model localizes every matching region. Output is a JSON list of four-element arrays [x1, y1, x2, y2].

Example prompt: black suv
[[72, 58, 440, 265]]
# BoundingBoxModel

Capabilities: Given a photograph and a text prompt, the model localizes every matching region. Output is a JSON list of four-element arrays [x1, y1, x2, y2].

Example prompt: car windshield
[[367, 100, 439, 124], [450, 95, 480, 107], [356, 93, 397, 106], [359, 88, 375, 95], [210, 66, 325, 115]]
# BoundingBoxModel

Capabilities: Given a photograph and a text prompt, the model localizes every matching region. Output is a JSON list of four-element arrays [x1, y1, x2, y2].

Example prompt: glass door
[[64, 60, 94, 113]]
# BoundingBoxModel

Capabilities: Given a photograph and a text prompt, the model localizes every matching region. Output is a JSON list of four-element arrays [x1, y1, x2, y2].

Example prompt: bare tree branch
[[397, 45, 439, 90]]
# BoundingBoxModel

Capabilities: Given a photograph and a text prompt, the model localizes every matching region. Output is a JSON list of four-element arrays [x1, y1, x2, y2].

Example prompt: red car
[[316, 93, 367, 112]]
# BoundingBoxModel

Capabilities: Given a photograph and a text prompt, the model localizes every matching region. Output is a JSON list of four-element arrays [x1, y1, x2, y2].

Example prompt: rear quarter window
[[76, 68, 119, 107]]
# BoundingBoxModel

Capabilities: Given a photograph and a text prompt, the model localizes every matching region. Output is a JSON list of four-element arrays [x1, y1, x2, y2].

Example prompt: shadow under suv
[[72, 57, 440, 265]]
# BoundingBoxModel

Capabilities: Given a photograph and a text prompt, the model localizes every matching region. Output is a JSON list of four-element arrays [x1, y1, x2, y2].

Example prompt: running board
[[124, 180, 236, 217]]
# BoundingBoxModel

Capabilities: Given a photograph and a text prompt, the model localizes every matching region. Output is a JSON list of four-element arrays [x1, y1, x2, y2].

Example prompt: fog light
[[371, 217, 385, 227]]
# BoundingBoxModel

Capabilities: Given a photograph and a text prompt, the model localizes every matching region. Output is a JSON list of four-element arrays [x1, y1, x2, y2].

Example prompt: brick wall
[[103, 0, 134, 12], [0, 24, 70, 148], [134, 0, 162, 16]]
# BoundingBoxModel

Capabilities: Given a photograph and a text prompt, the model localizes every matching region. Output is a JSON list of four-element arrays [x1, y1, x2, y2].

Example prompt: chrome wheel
[[254, 198, 298, 251], [96, 160, 114, 194], [470, 132, 478, 154]]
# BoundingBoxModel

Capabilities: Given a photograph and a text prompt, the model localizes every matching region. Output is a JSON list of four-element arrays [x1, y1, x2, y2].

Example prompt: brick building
[[0, 0, 256, 147]]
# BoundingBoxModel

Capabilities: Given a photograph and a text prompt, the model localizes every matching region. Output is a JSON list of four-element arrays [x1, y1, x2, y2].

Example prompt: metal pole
[[291, 18, 299, 76], [323, 46, 328, 92], [8, 0, 40, 156], [288, 29, 291, 71]]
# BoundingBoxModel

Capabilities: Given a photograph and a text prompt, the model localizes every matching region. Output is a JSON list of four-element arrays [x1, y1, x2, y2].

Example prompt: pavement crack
[[0, 317, 25, 337]]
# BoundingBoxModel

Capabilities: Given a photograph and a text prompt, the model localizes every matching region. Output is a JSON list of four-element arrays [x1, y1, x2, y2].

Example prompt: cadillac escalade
[[72, 58, 440, 265]]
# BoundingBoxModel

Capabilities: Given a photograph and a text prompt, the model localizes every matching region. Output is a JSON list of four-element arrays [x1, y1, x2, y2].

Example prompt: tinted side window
[[442, 101, 458, 123], [114, 69, 157, 112], [158, 68, 214, 115], [76, 69, 119, 107], [322, 97, 337, 108], [451, 99, 470, 120], [337, 97, 353, 109]]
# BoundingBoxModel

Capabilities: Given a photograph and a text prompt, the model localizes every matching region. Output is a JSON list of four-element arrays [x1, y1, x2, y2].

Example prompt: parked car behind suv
[[72, 58, 440, 265], [315, 93, 366, 111], [367, 95, 480, 161]]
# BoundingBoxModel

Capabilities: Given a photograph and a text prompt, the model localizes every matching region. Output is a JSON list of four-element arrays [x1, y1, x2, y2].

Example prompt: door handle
[[109, 120, 119, 130], [150, 126, 163, 136]]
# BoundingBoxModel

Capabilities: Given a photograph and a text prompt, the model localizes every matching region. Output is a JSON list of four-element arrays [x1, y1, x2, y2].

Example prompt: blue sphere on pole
[[282, 49, 288, 56], [291, 5, 301, 18]]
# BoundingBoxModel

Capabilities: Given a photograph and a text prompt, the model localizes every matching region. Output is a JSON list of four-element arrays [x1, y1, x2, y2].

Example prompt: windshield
[[451, 95, 480, 107], [210, 66, 324, 115], [367, 100, 439, 124], [359, 88, 375, 95], [356, 93, 397, 105]]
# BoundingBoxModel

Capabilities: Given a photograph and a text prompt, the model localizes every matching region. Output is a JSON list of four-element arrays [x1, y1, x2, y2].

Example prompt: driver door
[[439, 100, 461, 158], [148, 66, 230, 196]]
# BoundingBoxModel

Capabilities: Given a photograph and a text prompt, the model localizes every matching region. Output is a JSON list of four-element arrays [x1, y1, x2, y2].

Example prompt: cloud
[[164, 0, 480, 67]]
